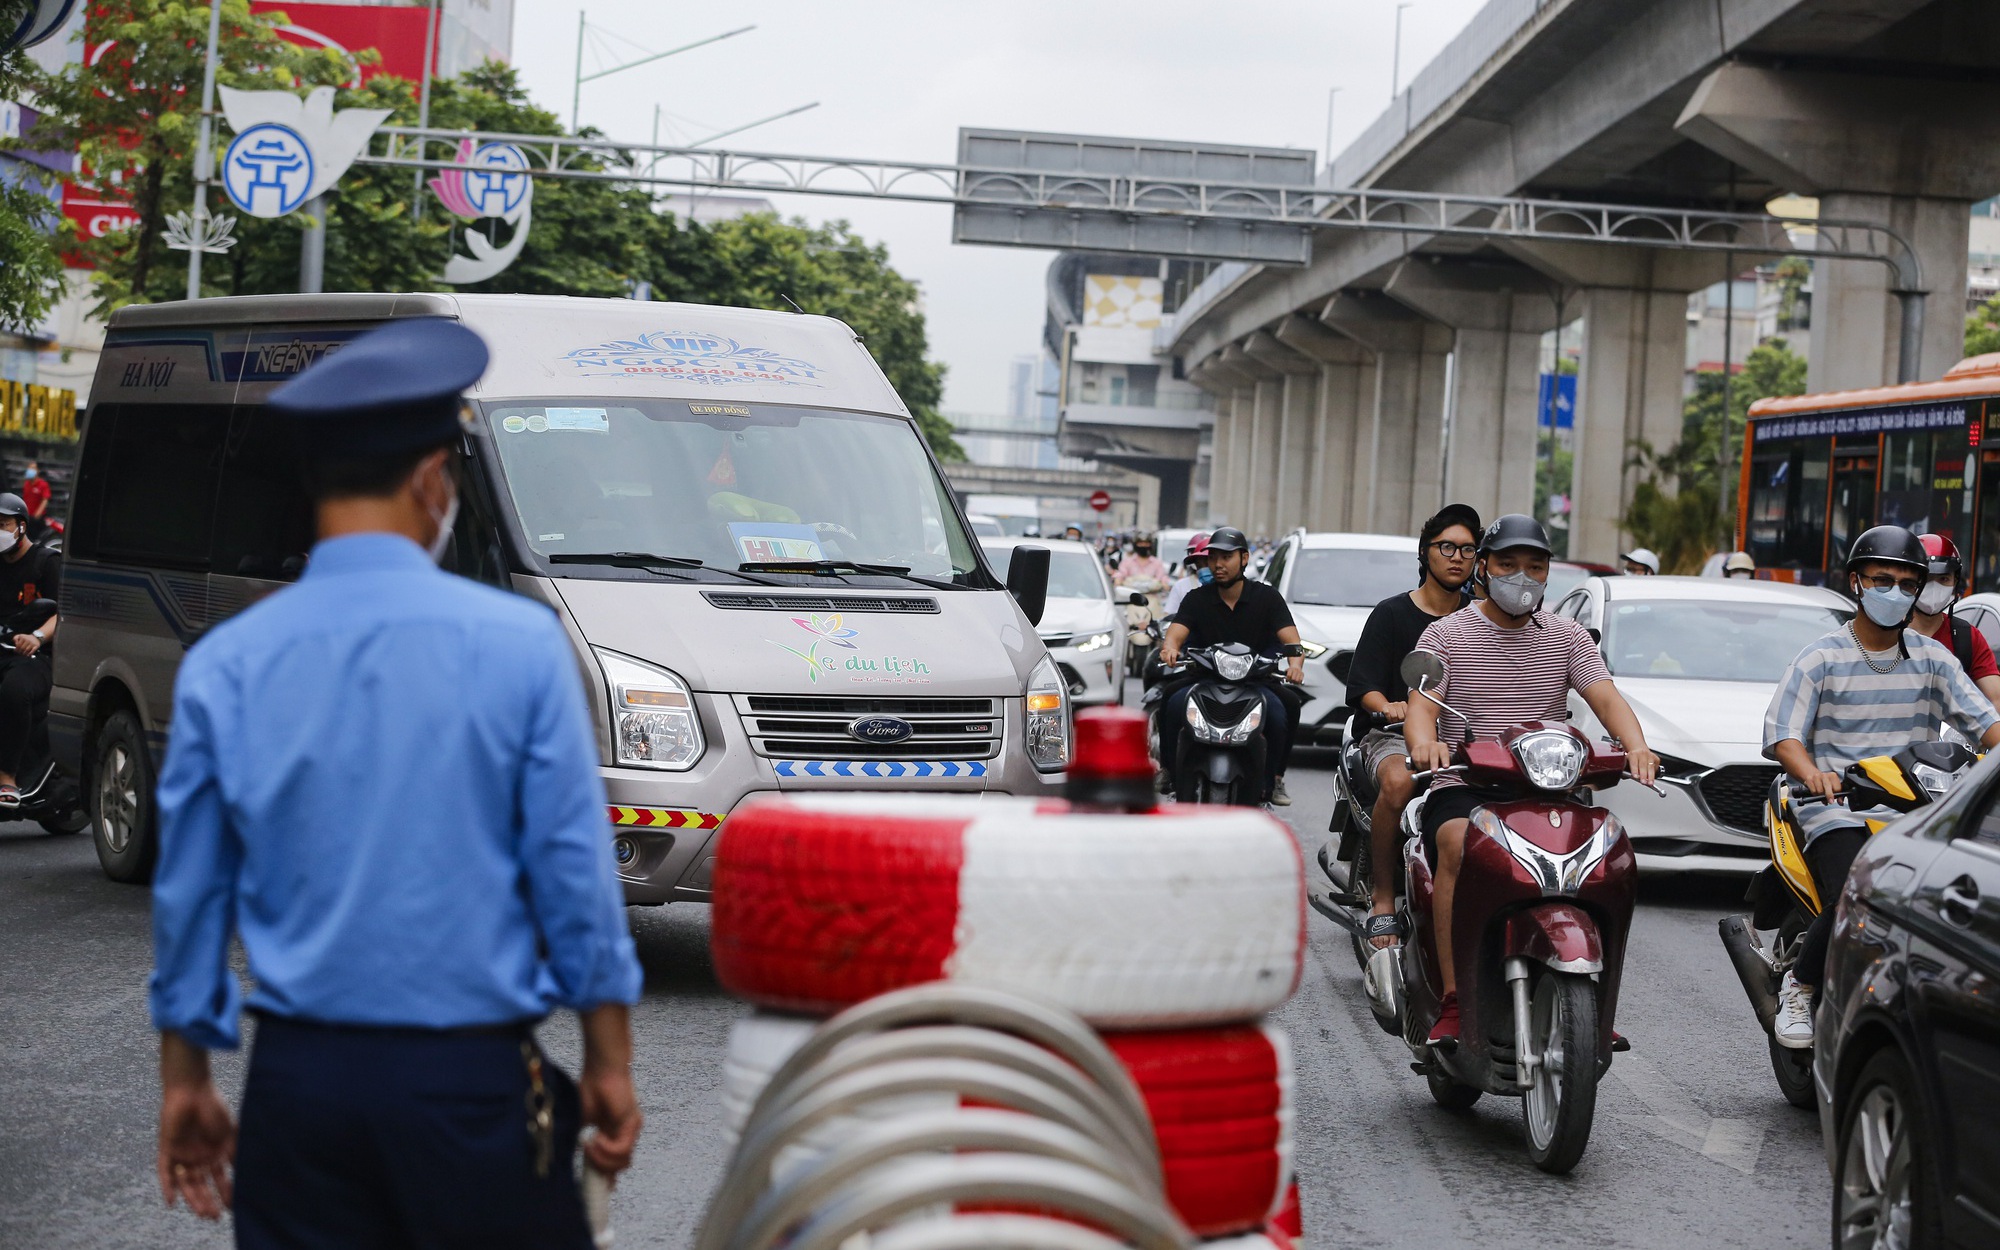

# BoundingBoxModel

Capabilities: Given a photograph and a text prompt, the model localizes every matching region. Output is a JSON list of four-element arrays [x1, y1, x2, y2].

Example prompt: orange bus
[[1738, 354, 2000, 587]]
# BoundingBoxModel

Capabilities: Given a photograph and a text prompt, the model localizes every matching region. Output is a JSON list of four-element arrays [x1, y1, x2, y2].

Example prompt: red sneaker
[[1428, 991, 1461, 1047]]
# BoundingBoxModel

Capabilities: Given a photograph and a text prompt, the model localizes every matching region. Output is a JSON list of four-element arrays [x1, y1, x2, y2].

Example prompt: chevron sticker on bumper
[[607, 806, 725, 830], [772, 760, 988, 779]]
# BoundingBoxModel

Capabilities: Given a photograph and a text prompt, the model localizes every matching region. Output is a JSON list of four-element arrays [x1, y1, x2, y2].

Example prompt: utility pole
[[413, 0, 442, 216], [185, 0, 224, 301], [1392, 3, 1414, 99], [1719, 252, 1737, 541], [571, 10, 586, 132], [1323, 87, 1340, 170]]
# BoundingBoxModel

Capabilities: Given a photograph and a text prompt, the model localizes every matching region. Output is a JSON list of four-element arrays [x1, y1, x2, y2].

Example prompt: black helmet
[[0, 493, 27, 521], [1477, 513, 1552, 557], [1844, 526, 1927, 576], [1207, 526, 1250, 554]]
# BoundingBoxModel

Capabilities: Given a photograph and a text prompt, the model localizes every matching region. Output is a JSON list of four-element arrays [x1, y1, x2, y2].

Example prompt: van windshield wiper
[[549, 552, 788, 585]]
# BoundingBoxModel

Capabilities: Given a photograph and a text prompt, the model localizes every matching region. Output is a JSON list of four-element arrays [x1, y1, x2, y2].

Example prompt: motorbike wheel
[[1769, 1036, 1817, 1110], [1347, 816, 1375, 972], [90, 710, 158, 884], [1521, 970, 1601, 1175], [1426, 1068, 1482, 1111], [38, 807, 89, 836]]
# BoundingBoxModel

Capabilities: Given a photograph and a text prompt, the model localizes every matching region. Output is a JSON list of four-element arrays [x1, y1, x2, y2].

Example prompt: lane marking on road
[[1609, 1050, 1765, 1175]]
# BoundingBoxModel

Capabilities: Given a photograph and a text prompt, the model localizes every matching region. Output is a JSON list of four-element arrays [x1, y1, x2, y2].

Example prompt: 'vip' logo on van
[[561, 330, 823, 387], [118, 358, 177, 389]]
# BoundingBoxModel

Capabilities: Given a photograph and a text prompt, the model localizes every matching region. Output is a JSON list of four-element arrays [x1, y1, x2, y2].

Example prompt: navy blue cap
[[269, 318, 489, 459]]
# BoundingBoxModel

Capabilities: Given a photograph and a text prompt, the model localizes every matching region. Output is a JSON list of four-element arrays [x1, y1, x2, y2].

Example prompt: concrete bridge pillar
[[1220, 343, 1285, 538], [1678, 64, 2000, 388], [1569, 288, 1688, 565], [1244, 330, 1319, 535], [1321, 292, 1452, 536], [1383, 260, 1562, 525], [1274, 313, 1373, 532], [1188, 361, 1242, 527]]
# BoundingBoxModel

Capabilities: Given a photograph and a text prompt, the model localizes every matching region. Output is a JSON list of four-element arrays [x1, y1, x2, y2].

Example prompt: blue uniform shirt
[[148, 534, 642, 1050]]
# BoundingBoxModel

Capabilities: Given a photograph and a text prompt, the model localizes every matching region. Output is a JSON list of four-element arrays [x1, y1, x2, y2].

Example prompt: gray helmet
[[1477, 513, 1552, 557], [1206, 526, 1250, 554], [0, 493, 28, 521]]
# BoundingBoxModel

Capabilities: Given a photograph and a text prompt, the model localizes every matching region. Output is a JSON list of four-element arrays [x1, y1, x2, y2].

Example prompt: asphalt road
[[0, 759, 1828, 1249]]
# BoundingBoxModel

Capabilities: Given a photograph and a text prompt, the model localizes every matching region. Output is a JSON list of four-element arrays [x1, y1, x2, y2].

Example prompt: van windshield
[[480, 400, 978, 580]]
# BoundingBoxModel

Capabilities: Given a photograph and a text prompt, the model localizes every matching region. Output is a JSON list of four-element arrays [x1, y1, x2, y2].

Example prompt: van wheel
[[91, 711, 156, 884]]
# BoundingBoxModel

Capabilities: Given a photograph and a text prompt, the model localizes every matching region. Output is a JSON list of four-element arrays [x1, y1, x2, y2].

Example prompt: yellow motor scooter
[[1718, 740, 1978, 1108]]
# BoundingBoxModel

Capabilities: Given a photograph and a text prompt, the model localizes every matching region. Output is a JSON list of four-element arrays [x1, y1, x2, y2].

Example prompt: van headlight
[[1025, 653, 1071, 772], [595, 648, 705, 771], [1075, 631, 1115, 653]]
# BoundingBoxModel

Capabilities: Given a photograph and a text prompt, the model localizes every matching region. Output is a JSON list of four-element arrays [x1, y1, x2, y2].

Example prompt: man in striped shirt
[[1404, 514, 1660, 1047], [1763, 525, 2000, 1048]]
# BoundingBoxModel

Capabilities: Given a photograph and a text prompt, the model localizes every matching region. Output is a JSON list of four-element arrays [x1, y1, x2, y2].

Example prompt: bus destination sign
[[1752, 402, 1968, 444]]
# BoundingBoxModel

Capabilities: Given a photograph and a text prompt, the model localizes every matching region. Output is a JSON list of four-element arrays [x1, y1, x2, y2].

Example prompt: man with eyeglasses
[[1342, 503, 1481, 950], [1764, 525, 2000, 1050]]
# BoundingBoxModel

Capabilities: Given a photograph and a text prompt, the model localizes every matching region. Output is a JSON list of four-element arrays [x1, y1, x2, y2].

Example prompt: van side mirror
[[1006, 544, 1049, 627]]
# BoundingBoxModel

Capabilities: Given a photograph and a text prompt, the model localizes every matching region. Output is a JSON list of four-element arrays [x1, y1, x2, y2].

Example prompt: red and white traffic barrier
[[711, 794, 1305, 1029], [720, 1011, 1295, 1238]]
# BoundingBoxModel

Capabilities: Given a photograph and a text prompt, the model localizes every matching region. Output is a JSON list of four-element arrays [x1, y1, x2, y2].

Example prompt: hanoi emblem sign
[[222, 123, 315, 217], [847, 715, 915, 745]]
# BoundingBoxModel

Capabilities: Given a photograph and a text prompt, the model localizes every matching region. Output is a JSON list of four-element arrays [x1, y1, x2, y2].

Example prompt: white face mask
[[426, 489, 460, 565], [1917, 581, 1956, 616]]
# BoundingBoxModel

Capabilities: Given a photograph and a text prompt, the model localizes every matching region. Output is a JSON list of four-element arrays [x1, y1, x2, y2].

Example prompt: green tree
[[0, 5, 68, 331], [1622, 337, 1808, 571], [1968, 293, 2000, 360]]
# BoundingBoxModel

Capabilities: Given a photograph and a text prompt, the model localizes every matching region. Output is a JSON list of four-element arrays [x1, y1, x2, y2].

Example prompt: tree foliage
[[0, 13, 68, 332], [25, 9, 959, 456], [1968, 293, 2000, 361], [1623, 338, 1807, 572]]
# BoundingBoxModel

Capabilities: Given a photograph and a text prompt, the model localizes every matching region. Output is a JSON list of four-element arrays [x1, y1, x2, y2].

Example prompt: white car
[[1953, 592, 2000, 652], [966, 513, 1006, 539], [1260, 529, 1421, 743], [1552, 575, 1853, 873], [982, 538, 1126, 706]]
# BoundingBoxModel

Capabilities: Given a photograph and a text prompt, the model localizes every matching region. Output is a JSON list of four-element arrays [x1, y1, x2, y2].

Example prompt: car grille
[[1696, 764, 1782, 833], [702, 593, 940, 614], [736, 694, 1001, 760], [1326, 649, 1354, 687], [1040, 633, 1074, 649]]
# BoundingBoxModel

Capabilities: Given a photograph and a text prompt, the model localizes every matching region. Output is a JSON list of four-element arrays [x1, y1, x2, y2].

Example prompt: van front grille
[[735, 694, 1001, 761]]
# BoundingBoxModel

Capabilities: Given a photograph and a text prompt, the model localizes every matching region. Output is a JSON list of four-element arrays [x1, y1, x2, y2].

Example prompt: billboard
[[249, 1, 511, 85], [1082, 275, 1163, 330]]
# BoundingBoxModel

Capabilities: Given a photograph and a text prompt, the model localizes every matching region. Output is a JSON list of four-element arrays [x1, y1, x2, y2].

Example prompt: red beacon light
[[1066, 706, 1158, 811]]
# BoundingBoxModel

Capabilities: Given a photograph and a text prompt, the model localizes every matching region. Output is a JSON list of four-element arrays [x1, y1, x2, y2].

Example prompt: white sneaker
[[1774, 971, 1815, 1049], [1271, 777, 1291, 806]]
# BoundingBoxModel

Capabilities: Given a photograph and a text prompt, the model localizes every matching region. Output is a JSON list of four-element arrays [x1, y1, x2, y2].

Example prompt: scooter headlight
[[1025, 653, 1071, 772], [1214, 651, 1255, 681], [1909, 762, 1963, 799], [1477, 808, 1624, 896], [1188, 696, 1263, 745], [1510, 729, 1586, 792], [595, 648, 705, 771]]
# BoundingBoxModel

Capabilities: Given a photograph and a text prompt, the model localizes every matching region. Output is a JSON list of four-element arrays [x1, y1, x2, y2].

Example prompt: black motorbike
[[0, 599, 86, 835], [1143, 642, 1299, 805], [1320, 708, 1415, 970]]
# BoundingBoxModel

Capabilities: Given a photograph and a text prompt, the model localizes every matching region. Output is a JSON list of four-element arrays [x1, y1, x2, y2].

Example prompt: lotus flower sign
[[431, 139, 535, 285]]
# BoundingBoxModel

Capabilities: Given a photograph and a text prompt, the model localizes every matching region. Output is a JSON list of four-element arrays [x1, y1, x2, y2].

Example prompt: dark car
[[1815, 758, 2000, 1248]]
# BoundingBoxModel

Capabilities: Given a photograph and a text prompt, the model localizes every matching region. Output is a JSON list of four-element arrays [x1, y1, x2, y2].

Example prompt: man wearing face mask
[[0, 491, 60, 806], [1404, 514, 1661, 1045], [1763, 526, 2000, 1050], [148, 319, 643, 1246], [1162, 532, 1212, 619], [1909, 534, 2000, 706]]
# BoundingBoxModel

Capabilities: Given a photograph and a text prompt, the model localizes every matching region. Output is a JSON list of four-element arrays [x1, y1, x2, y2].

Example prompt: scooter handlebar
[[1625, 772, 1668, 797]]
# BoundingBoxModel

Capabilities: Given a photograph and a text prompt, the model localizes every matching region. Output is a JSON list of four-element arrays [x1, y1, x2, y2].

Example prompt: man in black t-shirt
[[0, 492, 59, 806], [1342, 504, 1480, 949], [1157, 527, 1303, 803]]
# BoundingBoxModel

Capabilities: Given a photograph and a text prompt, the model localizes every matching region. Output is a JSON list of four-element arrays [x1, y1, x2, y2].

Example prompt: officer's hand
[[1802, 768, 1843, 801], [580, 1063, 642, 1178], [1382, 701, 1408, 724], [12, 633, 37, 657], [158, 1038, 235, 1220]]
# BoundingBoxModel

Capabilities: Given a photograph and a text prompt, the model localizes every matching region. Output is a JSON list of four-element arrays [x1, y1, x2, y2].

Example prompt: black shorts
[[1418, 783, 1513, 860]]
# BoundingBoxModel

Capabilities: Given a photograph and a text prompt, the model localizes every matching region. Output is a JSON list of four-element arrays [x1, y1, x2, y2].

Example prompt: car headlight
[[1295, 639, 1329, 659], [595, 648, 705, 771], [1510, 729, 1586, 792], [1214, 650, 1254, 681], [1025, 653, 1071, 772], [1476, 808, 1623, 895], [1187, 696, 1262, 745], [1075, 631, 1115, 653]]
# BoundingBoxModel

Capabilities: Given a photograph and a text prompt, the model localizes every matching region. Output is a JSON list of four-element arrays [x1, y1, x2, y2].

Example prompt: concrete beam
[[1242, 329, 1320, 375], [1220, 343, 1282, 384], [1569, 287, 1688, 565], [1496, 240, 1751, 296], [1675, 64, 2000, 201], [1273, 313, 1368, 365], [1185, 361, 1234, 396], [1381, 259, 1564, 335]]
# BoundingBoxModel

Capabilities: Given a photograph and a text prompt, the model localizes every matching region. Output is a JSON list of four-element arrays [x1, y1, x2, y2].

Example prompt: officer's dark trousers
[[0, 653, 50, 778], [1794, 826, 1870, 992], [235, 1014, 592, 1250]]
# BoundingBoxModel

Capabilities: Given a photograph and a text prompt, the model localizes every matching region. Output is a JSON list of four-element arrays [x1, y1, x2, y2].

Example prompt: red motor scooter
[[1362, 650, 1658, 1174]]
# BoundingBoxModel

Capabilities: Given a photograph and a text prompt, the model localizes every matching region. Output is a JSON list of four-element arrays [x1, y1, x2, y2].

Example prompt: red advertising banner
[[249, 2, 433, 85]]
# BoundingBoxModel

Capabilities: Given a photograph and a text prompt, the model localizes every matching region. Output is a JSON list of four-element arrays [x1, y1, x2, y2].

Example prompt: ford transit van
[[58, 294, 1067, 899]]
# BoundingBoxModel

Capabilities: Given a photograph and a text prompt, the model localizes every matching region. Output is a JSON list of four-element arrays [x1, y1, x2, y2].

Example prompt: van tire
[[718, 1010, 1296, 1238], [90, 710, 157, 884]]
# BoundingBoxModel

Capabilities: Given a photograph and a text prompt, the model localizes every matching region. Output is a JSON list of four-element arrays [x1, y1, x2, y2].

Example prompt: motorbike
[[1116, 576, 1166, 674], [1333, 650, 1657, 1174], [1717, 740, 1978, 1109], [1142, 642, 1299, 805], [1319, 707, 1410, 971], [0, 599, 87, 836]]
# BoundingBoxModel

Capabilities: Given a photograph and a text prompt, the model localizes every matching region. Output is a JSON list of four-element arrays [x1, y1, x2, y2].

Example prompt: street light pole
[[1323, 87, 1340, 171], [1392, 3, 1414, 99], [185, 0, 224, 301], [412, 0, 442, 216]]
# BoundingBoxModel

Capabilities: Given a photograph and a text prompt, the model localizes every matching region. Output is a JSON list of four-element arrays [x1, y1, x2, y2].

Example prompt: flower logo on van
[[562, 331, 823, 386], [793, 613, 859, 649], [769, 614, 932, 685]]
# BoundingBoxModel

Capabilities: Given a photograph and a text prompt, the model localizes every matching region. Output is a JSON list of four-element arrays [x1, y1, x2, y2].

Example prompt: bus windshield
[[480, 400, 977, 579]]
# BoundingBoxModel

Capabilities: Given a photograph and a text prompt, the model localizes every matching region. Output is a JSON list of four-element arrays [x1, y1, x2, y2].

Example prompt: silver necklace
[[1850, 623, 1901, 673]]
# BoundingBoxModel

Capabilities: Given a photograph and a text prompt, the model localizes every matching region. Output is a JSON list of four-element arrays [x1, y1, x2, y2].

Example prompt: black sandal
[[1363, 912, 1402, 950]]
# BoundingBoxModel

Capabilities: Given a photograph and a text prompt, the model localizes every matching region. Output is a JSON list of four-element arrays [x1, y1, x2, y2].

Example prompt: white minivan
[[57, 294, 1069, 899]]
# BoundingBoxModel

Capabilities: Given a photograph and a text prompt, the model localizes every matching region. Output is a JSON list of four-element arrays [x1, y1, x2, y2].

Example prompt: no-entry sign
[[1089, 490, 1112, 512]]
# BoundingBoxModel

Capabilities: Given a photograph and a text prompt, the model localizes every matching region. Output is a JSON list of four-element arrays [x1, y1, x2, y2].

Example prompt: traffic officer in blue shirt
[[147, 318, 644, 1248]]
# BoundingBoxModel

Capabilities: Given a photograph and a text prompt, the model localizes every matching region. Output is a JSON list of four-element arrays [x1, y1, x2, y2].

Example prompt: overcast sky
[[510, 1, 1488, 415]]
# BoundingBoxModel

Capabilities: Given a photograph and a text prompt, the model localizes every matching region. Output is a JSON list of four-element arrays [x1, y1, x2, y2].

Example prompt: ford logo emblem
[[847, 715, 914, 744]]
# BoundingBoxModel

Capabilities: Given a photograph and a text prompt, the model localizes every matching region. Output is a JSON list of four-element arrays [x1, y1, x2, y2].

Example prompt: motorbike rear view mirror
[[1006, 544, 1050, 627], [1128, 591, 1149, 607], [1586, 627, 1602, 645], [1400, 650, 1446, 692]]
